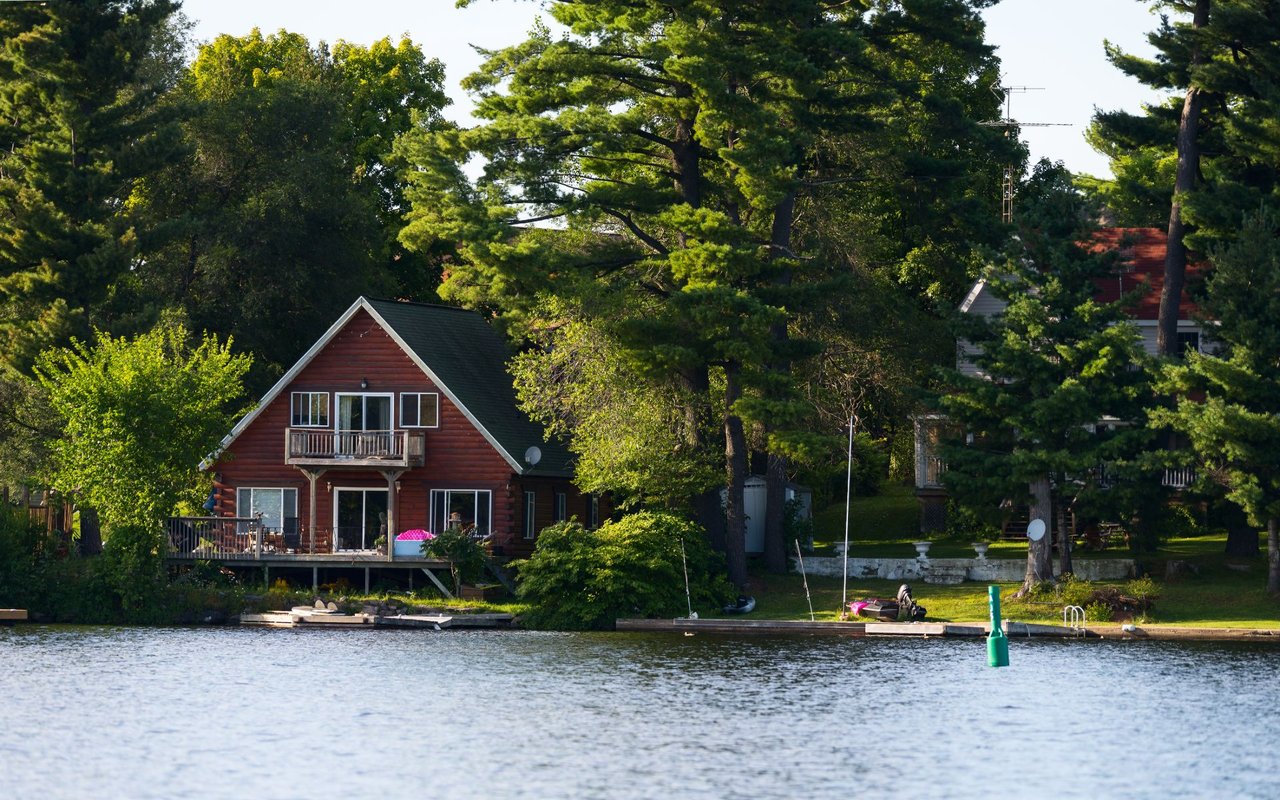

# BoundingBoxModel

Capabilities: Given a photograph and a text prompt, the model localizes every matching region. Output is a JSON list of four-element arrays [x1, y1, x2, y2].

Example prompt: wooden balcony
[[284, 428, 425, 468]]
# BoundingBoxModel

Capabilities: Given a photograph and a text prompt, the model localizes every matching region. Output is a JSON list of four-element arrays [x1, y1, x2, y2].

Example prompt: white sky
[[180, 0, 1168, 178]]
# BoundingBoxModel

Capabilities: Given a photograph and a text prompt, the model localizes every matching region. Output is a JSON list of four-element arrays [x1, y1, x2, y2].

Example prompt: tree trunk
[[1157, 0, 1209, 357], [762, 190, 796, 575], [723, 362, 749, 592], [694, 489, 726, 554], [1019, 476, 1054, 595], [1268, 517, 1279, 594], [1224, 516, 1260, 558], [1057, 498, 1073, 576], [78, 506, 102, 556], [680, 367, 724, 551], [763, 452, 787, 573]]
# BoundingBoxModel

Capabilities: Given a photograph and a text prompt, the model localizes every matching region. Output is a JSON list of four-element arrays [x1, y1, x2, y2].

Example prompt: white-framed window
[[290, 392, 329, 427], [430, 489, 492, 539], [524, 491, 537, 539], [400, 392, 440, 428], [589, 495, 600, 529], [236, 487, 298, 532], [554, 491, 567, 523]]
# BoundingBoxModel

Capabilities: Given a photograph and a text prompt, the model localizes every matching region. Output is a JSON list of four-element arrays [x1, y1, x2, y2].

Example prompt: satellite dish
[[1027, 518, 1046, 542], [524, 446, 542, 466]]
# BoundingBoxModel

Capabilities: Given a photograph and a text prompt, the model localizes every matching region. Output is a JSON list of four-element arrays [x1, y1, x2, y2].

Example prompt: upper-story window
[[554, 491, 567, 523], [400, 392, 440, 428], [291, 392, 329, 427]]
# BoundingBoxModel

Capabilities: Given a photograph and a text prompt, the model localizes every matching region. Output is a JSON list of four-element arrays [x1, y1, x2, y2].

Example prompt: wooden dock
[[1, 609, 28, 625], [616, 618, 1280, 642], [239, 604, 514, 630]]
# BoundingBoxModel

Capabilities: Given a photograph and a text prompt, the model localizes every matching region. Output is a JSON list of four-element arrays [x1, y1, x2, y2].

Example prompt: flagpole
[[841, 415, 854, 617]]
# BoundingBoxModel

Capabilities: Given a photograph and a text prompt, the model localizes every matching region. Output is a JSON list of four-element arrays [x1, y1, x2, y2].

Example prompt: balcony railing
[[284, 428, 425, 467], [1162, 467, 1197, 489]]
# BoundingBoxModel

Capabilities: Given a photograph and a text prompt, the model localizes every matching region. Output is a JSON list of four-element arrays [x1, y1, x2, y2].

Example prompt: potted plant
[[422, 528, 487, 596], [373, 534, 386, 555]]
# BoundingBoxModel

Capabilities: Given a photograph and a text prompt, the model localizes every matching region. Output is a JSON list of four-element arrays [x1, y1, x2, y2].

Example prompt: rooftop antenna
[[979, 79, 1071, 223]]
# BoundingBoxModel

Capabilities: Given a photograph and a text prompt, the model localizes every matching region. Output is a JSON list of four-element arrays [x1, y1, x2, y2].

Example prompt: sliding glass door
[[334, 488, 388, 551], [335, 393, 393, 455]]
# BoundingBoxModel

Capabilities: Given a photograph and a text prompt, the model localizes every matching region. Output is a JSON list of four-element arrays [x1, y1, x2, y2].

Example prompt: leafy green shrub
[[100, 523, 166, 612], [514, 512, 732, 630], [423, 528, 487, 594], [0, 505, 45, 607], [1058, 574, 1096, 608], [1084, 601, 1114, 622], [783, 497, 814, 551]]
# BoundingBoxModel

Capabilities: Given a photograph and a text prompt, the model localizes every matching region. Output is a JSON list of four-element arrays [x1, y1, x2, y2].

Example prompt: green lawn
[[764, 486, 1280, 628]]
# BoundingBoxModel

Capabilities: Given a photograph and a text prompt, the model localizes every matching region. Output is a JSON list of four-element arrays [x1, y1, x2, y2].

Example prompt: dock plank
[[376, 614, 454, 629], [616, 618, 866, 636], [1, 609, 28, 621]]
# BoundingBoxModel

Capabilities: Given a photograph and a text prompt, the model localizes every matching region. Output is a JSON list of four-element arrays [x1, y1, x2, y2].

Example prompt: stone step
[[922, 565, 969, 585]]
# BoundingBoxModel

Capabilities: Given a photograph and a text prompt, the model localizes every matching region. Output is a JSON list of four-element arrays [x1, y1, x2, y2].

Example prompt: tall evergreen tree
[[1155, 210, 1280, 592], [399, 0, 1007, 590], [1091, 0, 1280, 356], [0, 0, 183, 370], [938, 162, 1153, 593]]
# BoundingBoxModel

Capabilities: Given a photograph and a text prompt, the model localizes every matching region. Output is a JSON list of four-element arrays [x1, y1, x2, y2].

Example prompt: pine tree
[[1091, 0, 1280, 356], [0, 0, 183, 369], [400, 0, 1008, 590], [1155, 210, 1280, 593], [938, 162, 1154, 593]]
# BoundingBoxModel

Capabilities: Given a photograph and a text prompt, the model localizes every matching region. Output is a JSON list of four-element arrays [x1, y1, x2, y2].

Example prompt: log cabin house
[[167, 297, 603, 588]]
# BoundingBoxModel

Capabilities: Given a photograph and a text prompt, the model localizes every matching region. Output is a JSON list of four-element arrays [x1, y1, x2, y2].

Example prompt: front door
[[335, 393, 393, 455], [334, 488, 389, 551]]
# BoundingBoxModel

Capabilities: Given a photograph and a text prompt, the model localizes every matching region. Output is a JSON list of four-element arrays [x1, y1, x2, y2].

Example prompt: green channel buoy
[[987, 584, 1009, 668]]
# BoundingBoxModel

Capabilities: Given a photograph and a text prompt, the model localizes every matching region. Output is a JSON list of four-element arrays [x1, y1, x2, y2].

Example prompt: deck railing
[[166, 516, 271, 559], [164, 519, 442, 560], [284, 428, 425, 466]]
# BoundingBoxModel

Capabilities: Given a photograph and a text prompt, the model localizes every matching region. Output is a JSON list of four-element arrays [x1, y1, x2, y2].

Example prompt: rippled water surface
[[2, 625, 1279, 799]]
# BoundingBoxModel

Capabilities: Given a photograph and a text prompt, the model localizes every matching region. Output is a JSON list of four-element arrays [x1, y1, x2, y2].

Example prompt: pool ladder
[[1063, 605, 1086, 637]]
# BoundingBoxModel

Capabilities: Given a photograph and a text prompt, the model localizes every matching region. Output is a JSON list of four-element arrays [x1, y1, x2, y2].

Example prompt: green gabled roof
[[364, 298, 574, 477]]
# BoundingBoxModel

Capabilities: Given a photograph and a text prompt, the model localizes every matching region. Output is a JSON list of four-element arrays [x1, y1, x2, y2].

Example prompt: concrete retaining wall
[[797, 556, 1136, 583]]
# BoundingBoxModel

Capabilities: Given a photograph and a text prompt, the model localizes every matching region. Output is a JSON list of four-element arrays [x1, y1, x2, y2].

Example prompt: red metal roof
[[1088, 227, 1204, 321]]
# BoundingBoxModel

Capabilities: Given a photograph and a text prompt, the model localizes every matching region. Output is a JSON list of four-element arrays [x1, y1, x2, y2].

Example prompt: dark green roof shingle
[[366, 298, 573, 477]]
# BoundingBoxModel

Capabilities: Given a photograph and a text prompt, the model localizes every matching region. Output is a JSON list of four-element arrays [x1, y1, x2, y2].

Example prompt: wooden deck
[[1, 609, 28, 625]]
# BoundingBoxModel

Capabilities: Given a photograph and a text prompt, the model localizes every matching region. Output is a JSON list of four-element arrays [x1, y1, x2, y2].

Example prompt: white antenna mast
[[980, 78, 1071, 223]]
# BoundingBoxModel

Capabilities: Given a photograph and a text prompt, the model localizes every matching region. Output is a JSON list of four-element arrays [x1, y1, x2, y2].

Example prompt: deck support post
[[379, 469, 406, 563], [313, 566, 318, 591], [364, 567, 370, 593], [297, 468, 327, 555], [420, 567, 453, 599]]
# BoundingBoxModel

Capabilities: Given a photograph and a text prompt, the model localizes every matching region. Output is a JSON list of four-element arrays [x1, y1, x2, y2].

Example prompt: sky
[[180, 0, 1169, 179]]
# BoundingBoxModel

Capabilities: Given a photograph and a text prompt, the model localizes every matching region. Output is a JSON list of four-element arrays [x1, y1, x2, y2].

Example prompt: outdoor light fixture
[[361, 377, 369, 389]]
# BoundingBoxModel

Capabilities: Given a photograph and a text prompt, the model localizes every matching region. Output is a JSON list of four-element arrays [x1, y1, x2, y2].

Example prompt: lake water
[[2, 626, 1278, 799]]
